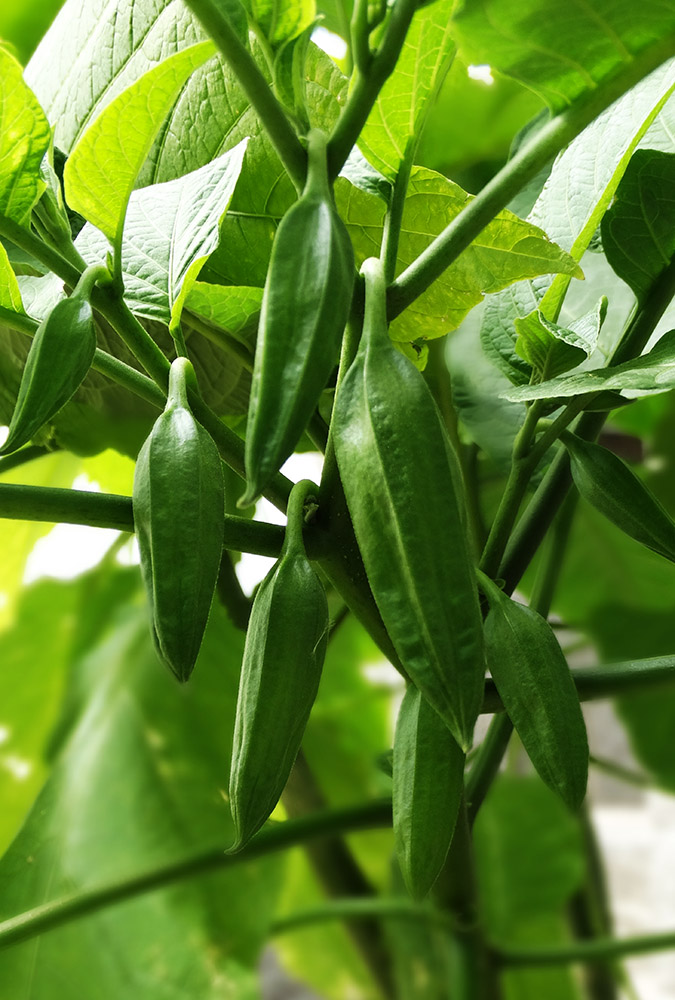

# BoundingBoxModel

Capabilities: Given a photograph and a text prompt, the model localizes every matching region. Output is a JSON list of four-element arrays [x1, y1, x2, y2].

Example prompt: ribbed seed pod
[[478, 571, 588, 810], [133, 357, 225, 682], [241, 129, 354, 506], [1, 265, 105, 455], [229, 480, 329, 850], [332, 257, 485, 751], [393, 684, 465, 900]]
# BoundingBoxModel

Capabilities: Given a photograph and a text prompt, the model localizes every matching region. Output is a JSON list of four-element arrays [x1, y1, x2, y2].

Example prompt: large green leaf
[[480, 60, 675, 383], [0, 47, 51, 225], [64, 42, 216, 242], [75, 141, 248, 331], [0, 566, 283, 997], [358, 0, 456, 179], [245, 0, 315, 46], [453, 0, 675, 111], [602, 148, 675, 300], [336, 166, 582, 342]]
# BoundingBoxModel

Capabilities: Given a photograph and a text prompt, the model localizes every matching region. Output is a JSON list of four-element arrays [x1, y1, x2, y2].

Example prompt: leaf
[[473, 776, 585, 941], [561, 432, 675, 563], [0, 46, 51, 225], [479, 574, 589, 810], [602, 148, 675, 299], [503, 328, 675, 401], [75, 141, 249, 331], [514, 298, 607, 379], [453, 0, 675, 112], [64, 41, 216, 242], [0, 567, 283, 997], [0, 242, 24, 316], [335, 166, 582, 342], [185, 282, 263, 341], [358, 0, 456, 179], [246, 0, 315, 46], [480, 60, 675, 383], [393, 685, 464, 900]]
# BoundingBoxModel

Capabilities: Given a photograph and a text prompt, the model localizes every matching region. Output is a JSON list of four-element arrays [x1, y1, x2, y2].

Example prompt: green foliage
[[2, 0, 675, 995]]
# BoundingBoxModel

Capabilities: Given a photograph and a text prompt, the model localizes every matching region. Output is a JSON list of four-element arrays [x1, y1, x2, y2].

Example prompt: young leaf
[[0, 242, 25, 316], [503, 328, 675, 402], [562, 431, 675, 563], [478, 572, 589, 810], [0, 47, 51, 225], [245, 0, 315, 47], [393, 685, 465, 900], [75, 141, 249, 332], [64, 42, 216, 242], [358, 0, 456, 180], [514, 298, 607, 379], [602, 149, 675, 301]]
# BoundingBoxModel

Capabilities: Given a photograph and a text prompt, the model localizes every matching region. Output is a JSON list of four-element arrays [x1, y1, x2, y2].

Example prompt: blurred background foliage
[[1, 1, 675, 998]]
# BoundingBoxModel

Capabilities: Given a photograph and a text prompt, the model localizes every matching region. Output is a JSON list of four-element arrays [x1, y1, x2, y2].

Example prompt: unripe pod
[[133, 357, 225, 681], [241, 130, 354, 506]]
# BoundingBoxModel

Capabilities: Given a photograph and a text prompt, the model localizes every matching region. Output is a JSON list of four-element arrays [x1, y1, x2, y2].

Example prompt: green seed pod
[[241, 130, 355, 506], [332, 257, 484, 751], [1, 265, 106, 455], [478, 571, 588, 810], [562, 431, 675, 562], [229, 479, 329, 850], [393, 684, 465, 900], [133, 357, 225, 682]]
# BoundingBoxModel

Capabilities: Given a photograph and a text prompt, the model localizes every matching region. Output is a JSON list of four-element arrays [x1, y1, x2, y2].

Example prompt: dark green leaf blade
[[479, 574, 589, 809], [602, 148, 675, 300], [562, 431, 675, 563], [393, 685, 464, 900]]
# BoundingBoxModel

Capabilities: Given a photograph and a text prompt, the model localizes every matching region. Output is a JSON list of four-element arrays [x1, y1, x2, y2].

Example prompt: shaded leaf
[[453, 0, 675, 111], [602, 148, 675, 300], [514, 298, 607, 379]]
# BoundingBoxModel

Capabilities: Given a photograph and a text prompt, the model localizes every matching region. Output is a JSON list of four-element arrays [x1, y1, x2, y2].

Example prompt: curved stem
[[381, 140, 414, 284], [498, 929, 675, 968], [0, 799, 392, 952], [182, 0, 307, 191]]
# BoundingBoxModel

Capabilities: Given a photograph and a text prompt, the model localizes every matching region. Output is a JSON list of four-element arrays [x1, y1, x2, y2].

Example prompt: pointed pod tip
[[237, 488, 259, 510]]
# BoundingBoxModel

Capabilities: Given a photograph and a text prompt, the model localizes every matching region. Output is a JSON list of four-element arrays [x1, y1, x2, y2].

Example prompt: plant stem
[[272, 897, 456, 937], [381, 141, 414, 284], [0, 799, 392, 952], [182, 0, 307, 191], [497, 929, 675, 967], [433, 799, 502, 998], [283, 753, 396, 999], [327, 0, 419, 179], [215, 549, 252, 630], [482, 654, 675, 713], [0, 483, 286, 555], [465, 715, 514, 824], [387, 34, 675, 318], [500, 253, 675, 594], [0, 445, 52, 475]]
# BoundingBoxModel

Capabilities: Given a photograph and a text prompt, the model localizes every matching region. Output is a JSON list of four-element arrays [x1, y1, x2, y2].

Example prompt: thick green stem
[[182, 0, 307, 191], [0, 799, 392, 952], [327, 0, 419, 180], [381, 141, 414, 284], [387, 34, 675, 318], [272, 897, 456, 937]]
